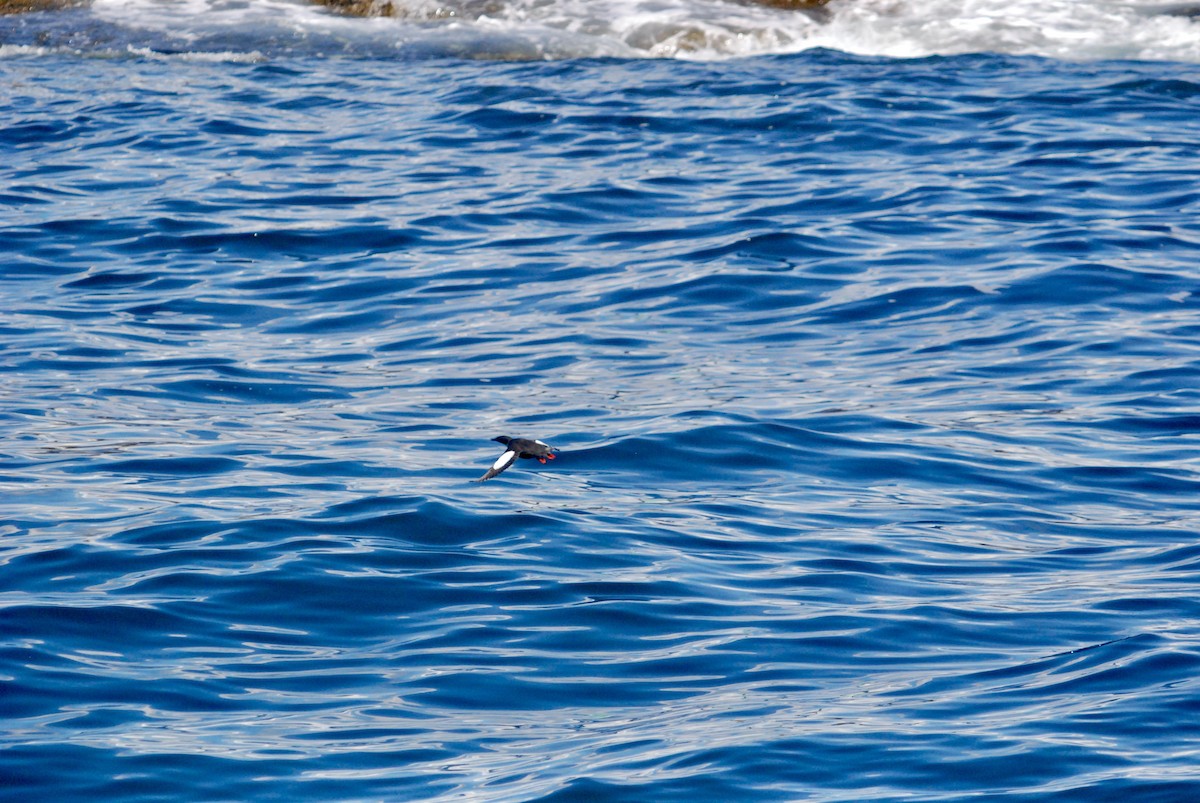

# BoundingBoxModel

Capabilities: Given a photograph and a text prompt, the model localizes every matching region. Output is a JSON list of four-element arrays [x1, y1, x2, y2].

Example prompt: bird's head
[[492, 436, 512, 445]]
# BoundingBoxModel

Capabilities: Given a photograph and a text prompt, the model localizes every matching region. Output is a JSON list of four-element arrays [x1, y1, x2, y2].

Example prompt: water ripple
[[3, 49, 1200, 802]]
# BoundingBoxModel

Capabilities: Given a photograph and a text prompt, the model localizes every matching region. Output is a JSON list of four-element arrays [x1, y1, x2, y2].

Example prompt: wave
[[3, 0, 1200, 61]]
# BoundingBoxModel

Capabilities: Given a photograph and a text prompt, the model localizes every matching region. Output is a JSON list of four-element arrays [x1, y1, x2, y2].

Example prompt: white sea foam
[[66, 0, 1200, 61], [809, 0, 1200, 62]]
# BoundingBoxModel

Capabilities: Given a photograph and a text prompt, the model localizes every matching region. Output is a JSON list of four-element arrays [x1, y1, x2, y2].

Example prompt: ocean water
[[3, 1, 1200, 800]]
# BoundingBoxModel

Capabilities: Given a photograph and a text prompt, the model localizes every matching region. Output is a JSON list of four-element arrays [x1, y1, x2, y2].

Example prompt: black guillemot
[[475, 436, 557, 482]]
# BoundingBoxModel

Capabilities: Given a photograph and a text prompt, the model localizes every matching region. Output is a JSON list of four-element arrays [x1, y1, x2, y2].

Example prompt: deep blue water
[[4, 44, 1200, 801]]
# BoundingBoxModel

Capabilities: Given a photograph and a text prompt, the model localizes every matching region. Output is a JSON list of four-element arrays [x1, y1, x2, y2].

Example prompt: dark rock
[[314, 0, 505, 18], [0, 0, 86, 13], [0, 0, 830, 19], [743, 0, 831, 8], [315, 0, 830, 18]]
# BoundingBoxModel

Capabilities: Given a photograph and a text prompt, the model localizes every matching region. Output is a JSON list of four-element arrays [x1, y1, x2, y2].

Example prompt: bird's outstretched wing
[[476, 449, 518, 482]]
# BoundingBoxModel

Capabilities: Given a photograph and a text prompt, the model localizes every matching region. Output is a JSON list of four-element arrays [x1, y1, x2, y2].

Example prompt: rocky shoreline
[[313, 0, 830, 16], [1, 0, 832, 16], [0, 0, 84, 12]]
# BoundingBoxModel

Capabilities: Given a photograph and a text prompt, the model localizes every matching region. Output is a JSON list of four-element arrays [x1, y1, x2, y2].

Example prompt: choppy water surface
[[4, 10, 1200, 801]]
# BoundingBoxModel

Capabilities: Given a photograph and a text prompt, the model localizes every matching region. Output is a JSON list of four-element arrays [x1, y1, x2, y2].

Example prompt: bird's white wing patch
[[534, 440, 548, 447], [476, 449, 519, 482]]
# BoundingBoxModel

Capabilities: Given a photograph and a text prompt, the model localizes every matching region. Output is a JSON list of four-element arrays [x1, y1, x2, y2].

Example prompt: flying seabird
[[475, 436, 557, 482]]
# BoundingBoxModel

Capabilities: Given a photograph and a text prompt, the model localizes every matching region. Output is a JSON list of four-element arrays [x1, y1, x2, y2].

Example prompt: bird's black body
[[475, 436, 557, 481]]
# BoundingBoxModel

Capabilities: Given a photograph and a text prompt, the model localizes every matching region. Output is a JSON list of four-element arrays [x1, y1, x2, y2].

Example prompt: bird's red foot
[[547, 454, 556, 459], [537, 458, 547, 464]]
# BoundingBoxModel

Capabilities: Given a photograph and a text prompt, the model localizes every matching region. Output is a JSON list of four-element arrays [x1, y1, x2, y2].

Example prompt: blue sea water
[[3, 2, 1200, 799]]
